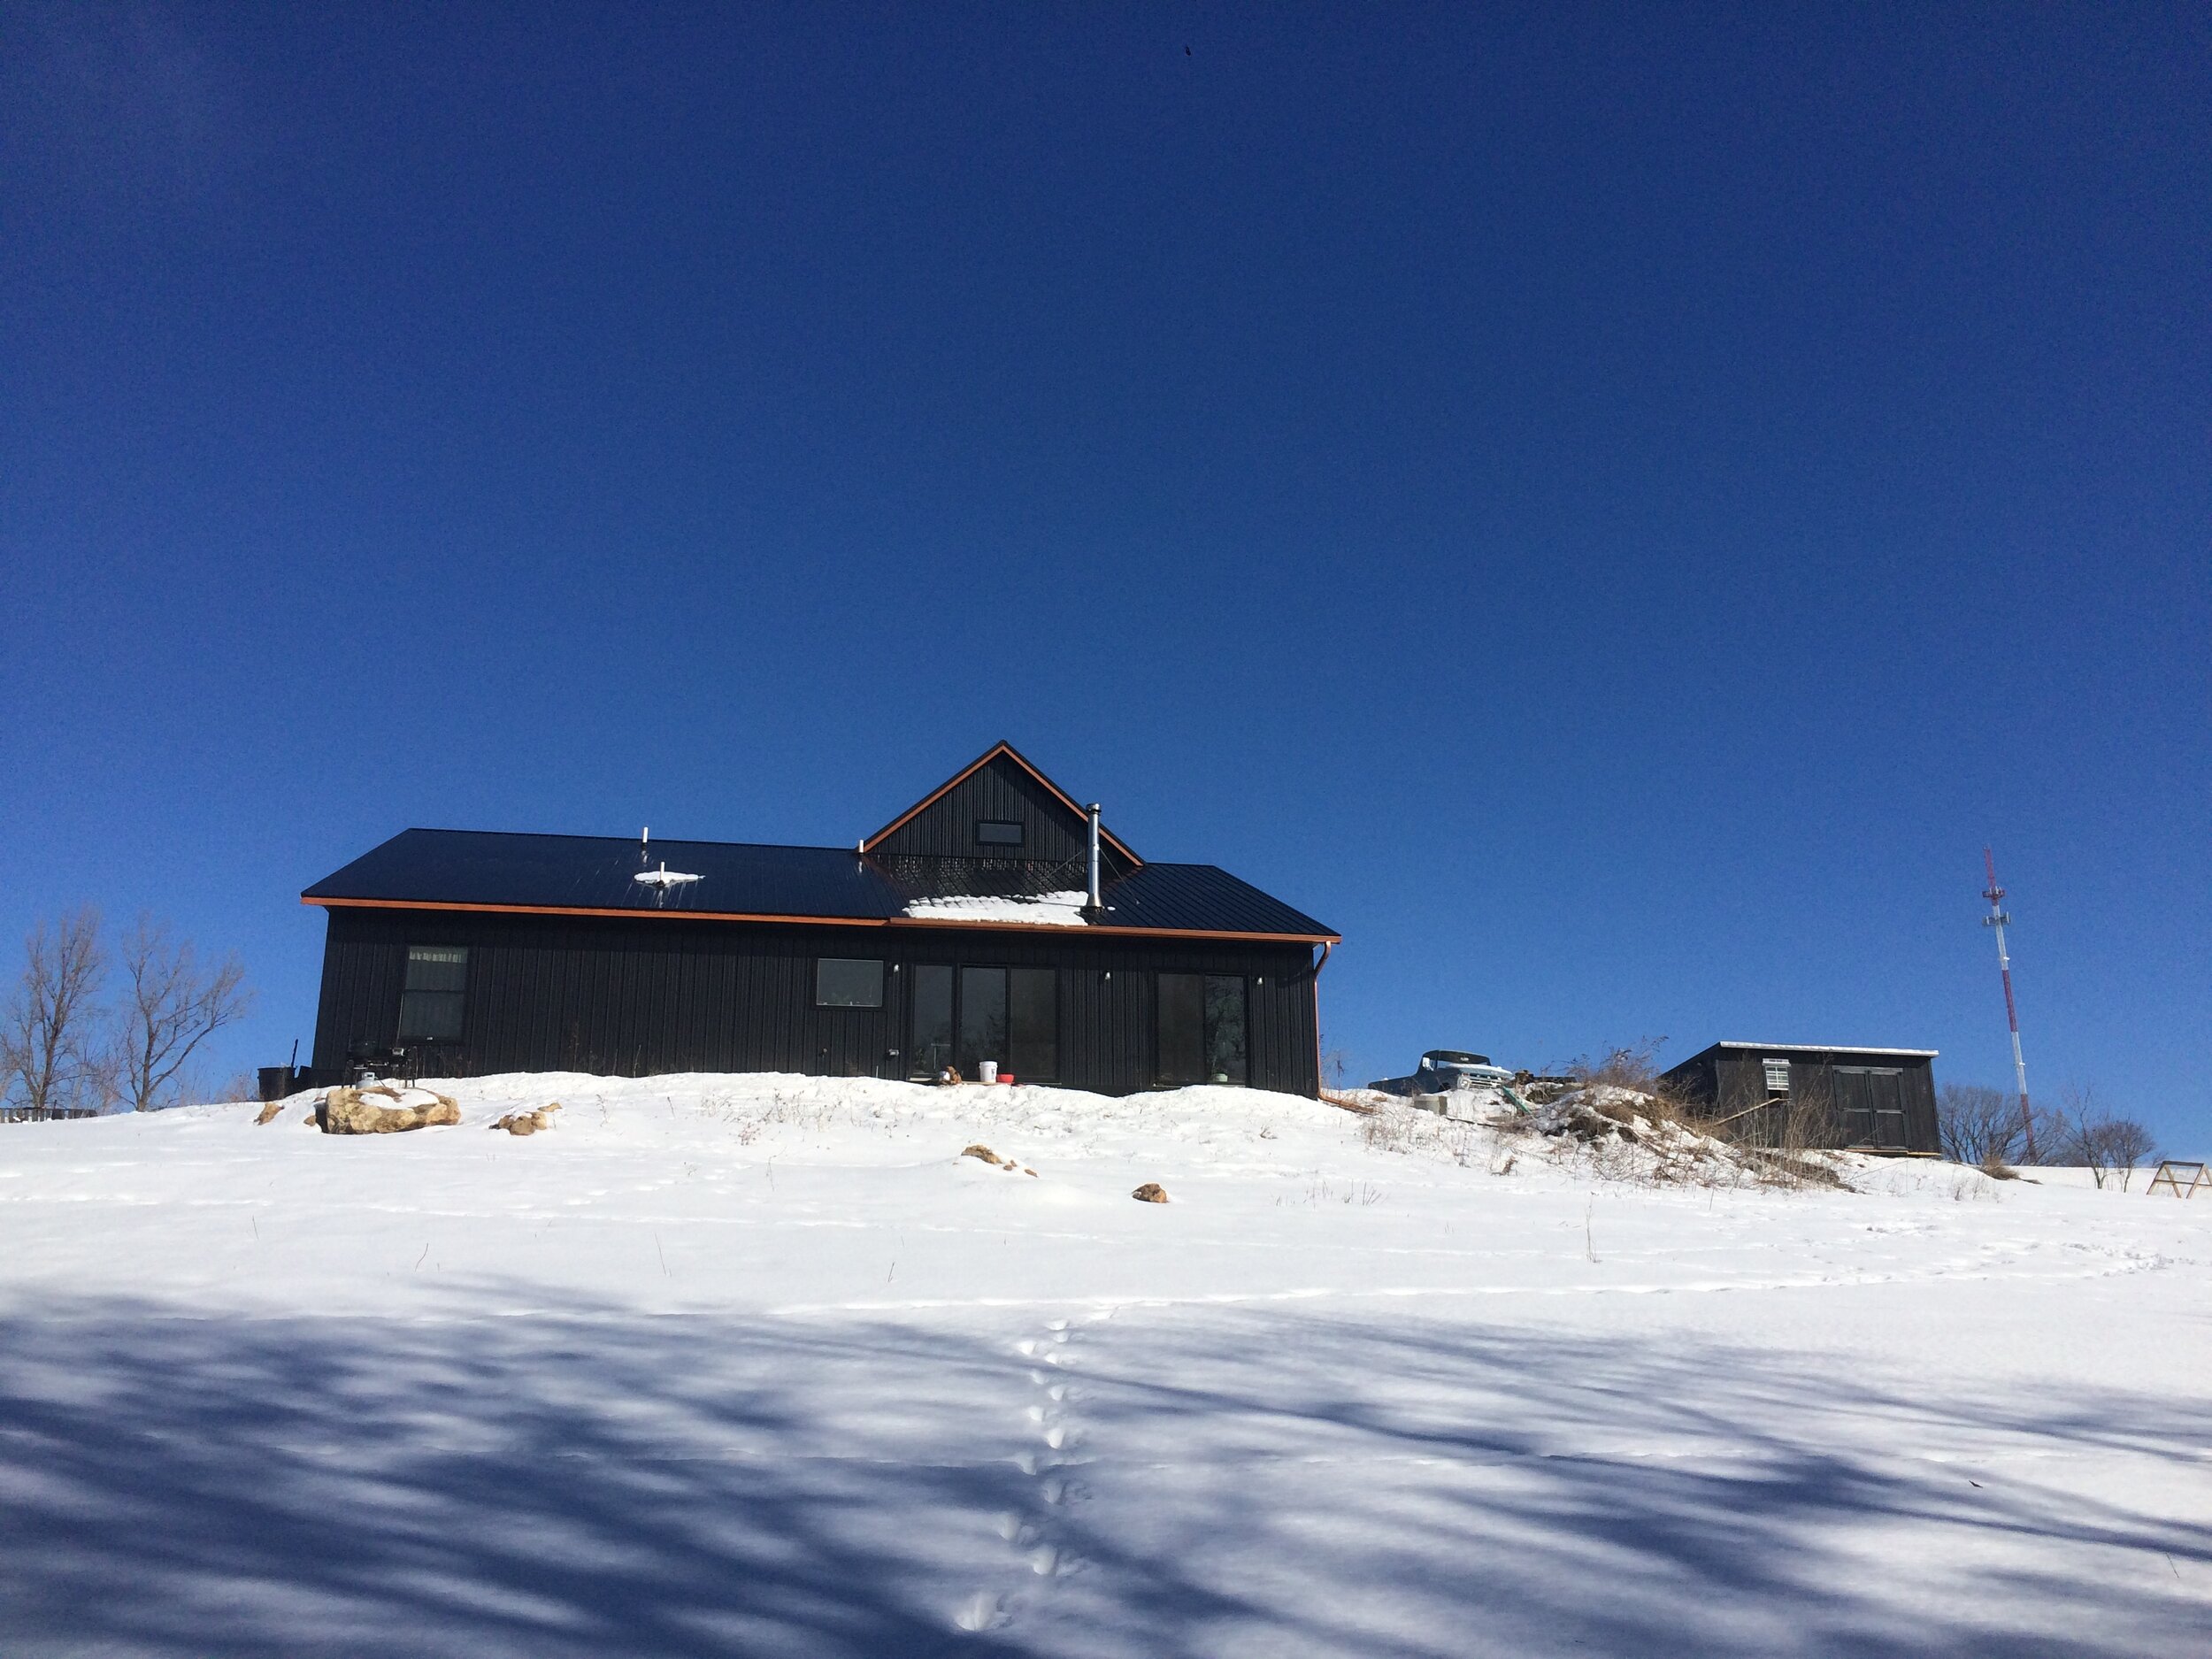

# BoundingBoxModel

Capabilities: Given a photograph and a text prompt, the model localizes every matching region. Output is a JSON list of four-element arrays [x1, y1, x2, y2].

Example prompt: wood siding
[[311, 907, 1320, 1096], [869, 752, 1137, 875], [1662, 1047, 1940, 1155]]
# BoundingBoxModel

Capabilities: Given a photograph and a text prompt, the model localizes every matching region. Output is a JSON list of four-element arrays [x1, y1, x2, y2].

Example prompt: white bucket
[[978, 1061, 998, 1084]]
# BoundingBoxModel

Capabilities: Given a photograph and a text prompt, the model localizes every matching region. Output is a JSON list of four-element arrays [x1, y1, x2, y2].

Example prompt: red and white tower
[[1981, 848, 2036, 1162]]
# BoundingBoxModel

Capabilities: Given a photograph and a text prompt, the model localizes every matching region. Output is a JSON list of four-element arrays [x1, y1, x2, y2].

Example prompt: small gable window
[[816, 958, 885, 1009], [975, 820, 1025, 848], [398, 947, 468, 1042]]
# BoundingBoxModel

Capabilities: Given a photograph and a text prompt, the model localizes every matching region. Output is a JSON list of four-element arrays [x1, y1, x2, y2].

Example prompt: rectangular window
[[958, 966, 1007, 1076], [1203, 975, 1248, 1086], [1009, 967, 1057, 1082], [398, 947, 467, 1042], [1158, 972, 1204, 1085], [1763, 1057, 1791, 1094], [1159, 973, 1248, 1093], [975, 819, 1025, 848], [1158, 972, 1248, 1086], [816, 958, 884, 1009], [910, 964, 953, 1078]]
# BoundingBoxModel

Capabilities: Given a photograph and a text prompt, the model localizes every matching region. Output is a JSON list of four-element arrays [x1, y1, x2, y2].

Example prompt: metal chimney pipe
[[1085, 803, 1102, 918]]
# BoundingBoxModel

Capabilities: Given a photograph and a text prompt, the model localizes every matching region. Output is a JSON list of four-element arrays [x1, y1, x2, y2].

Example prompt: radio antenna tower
[[1980, 848, 2036, 1162]]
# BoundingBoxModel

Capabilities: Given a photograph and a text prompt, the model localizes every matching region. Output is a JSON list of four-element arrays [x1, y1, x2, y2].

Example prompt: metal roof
[[1699, 1041, 1939, 1058], [303, 828, 1338, 941]]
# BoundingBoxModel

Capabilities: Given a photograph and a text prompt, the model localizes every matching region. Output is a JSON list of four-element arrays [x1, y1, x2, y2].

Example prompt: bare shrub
[[1563, 1040, 1725, 1142], [2053, 1085, 2155, 1190], [114, 915, 252, 1113], [1359, 1110, 1405, 1151], [2, 909, 111, 1115], [1567, 1041, 1667, 1092], [1939, 1081, 2030, 1166], [2098, 1118, 2156, 1190], [1317, 1037, 1348, 1090]]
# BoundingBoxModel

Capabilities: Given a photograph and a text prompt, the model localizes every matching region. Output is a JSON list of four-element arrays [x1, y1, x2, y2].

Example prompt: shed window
[[398, 947, 467, 1042], [816, 958, 885, 1009], [1763, 1057, 1791, 1094], [975, 819, 1025, 848], [1157, 973, 1248, 1086]]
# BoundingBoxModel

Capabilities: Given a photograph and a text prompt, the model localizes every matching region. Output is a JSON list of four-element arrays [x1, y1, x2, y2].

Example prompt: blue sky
[[2, 6, 2205, 1146]]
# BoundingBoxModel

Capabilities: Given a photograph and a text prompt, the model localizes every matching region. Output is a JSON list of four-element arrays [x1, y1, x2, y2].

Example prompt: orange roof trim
[[859, 740, 1142, 864], [303, 893, 1334, 945]]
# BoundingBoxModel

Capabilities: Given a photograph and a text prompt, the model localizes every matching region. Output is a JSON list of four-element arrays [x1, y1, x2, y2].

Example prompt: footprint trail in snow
[[953, 1310, 1110, 1634]]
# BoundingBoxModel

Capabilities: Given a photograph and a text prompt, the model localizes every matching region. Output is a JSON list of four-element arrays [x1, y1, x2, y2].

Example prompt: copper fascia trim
[[303, 895, 1338, 946]]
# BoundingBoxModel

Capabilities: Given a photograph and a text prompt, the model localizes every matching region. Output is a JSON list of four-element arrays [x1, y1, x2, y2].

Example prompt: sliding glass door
[[907, 964, 1057, 1082]]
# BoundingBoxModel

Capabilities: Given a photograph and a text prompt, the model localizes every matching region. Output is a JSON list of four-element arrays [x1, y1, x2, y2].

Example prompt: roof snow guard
[[301, 745, 1337, 945]]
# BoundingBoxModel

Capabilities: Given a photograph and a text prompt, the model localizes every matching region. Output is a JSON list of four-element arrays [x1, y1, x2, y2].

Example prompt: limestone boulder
[[318, 1086, 461, 1135]]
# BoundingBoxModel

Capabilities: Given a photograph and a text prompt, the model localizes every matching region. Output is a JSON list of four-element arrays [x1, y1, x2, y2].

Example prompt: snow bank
[[0, 1071, 2205, 1656]]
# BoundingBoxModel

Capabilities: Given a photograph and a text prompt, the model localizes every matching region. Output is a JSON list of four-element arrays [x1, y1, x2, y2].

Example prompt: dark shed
[[1659, 1042, 1940, 1156], [303, 742, 1339, 1097]]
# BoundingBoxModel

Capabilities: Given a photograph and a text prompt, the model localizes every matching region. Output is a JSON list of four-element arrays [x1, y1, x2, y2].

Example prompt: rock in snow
[[316, 1085, 461, 1134]]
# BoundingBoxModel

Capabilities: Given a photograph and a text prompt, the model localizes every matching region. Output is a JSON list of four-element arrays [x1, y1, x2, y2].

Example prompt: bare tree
[[2052, 1084, 2156, 1190], [1938, 1081, 2027, 1167], [113, 915, 252, 1113], [1318, 1037, 1349, 1091], [1, 909, 110, 1115], [2097, 1117, 2157, 1191]]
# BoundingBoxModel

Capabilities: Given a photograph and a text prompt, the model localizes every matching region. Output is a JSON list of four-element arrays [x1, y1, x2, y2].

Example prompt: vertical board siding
[[1665, 1047, 1939, 1155], [311, 908, 1320, 1096], [872, 754, 1137, 875]]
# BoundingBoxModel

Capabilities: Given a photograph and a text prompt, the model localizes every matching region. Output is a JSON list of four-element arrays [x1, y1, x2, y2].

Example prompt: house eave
[[301, 895, 1338, 946]]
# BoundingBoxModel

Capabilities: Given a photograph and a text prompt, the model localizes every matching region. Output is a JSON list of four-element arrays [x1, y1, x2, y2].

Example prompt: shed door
[[1835, 1066, 1906, 1148]]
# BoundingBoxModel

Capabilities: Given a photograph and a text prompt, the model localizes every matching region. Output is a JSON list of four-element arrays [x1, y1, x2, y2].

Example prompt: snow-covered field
[[1, 1074, 2206, 1657]]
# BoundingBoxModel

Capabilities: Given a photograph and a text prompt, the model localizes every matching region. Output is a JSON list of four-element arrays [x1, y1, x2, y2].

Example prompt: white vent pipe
[[1085, 803, 1103, 918]]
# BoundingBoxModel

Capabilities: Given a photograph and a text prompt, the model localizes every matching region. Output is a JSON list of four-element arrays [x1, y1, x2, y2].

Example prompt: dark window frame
[[398, 945, 468, 1043], [1156, 972, 1248, 1087], [974, 819, 1025, 848], [913, 961, 1059, 1082], [816, 957, 886, 1009]]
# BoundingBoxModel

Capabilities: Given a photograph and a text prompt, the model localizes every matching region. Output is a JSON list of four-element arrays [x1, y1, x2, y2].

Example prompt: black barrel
[[257, 1066, 296, 1102]]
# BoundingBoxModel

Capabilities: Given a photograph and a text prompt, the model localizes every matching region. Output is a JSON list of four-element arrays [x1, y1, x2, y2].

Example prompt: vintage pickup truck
[[1366, 1050, 1533, 1119]]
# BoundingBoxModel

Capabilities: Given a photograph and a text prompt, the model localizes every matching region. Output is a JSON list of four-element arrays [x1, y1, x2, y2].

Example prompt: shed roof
[[302, 827, 1338, 943], [1678, 1041, 1939, 1061]]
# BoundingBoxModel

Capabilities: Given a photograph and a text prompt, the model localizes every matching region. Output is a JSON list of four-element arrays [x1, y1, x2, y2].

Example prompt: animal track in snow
[[964, 1313, 1094, 1633], [952, 1590, 1007, 1632]]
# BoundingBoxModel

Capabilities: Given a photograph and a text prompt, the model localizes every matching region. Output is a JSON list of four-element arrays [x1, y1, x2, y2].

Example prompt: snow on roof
[[1712, 1042, 1939, 1057], [901, 890, 1089, 926]]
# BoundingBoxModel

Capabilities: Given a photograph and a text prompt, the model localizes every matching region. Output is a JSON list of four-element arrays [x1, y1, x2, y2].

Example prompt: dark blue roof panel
[[303, 829, 1337, 940]]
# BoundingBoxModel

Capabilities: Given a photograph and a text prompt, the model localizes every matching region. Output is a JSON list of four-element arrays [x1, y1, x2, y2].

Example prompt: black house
[[1658, 1042, 1940, 1155], [303, 743, 1339, 1096]]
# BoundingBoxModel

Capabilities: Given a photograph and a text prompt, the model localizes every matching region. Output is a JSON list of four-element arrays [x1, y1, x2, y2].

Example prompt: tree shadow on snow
[[0, 1293, 2203, 1657]]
